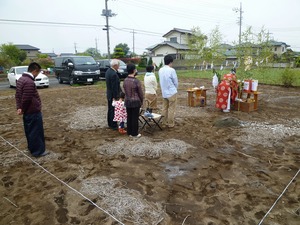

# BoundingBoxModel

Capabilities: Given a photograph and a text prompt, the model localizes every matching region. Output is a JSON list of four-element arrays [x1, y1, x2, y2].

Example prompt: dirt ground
[[0, 77, 299, 225]]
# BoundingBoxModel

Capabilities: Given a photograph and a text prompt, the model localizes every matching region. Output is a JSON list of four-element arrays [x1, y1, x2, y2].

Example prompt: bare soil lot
[[0, 77, 299, 225]]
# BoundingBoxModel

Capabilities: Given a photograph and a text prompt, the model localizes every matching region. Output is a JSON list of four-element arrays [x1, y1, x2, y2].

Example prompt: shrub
[[280, 68, 296, 87], [138, 57, 147, 68]]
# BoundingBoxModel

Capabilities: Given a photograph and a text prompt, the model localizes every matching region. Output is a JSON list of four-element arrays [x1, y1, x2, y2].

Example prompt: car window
[[16, 67, 28, 74], [73, 57, 96, 65], [104, 61, 110, 67], [97, 61, 104, 67], [118, 60, 126, 66]]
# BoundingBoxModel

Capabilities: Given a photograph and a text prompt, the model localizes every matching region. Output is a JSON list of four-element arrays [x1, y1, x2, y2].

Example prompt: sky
[[0, 0, 299, 55]]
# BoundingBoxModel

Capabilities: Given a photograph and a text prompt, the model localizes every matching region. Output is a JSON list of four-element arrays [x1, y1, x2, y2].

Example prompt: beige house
[[147, 28, 192, 65], [270, 40, 290, 56], [15, 44, 40, 59]]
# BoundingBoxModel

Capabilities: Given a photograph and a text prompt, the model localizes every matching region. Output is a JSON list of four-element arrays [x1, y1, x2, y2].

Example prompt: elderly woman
[[123, 63, 144, 138], [215, 69, 238, 113]]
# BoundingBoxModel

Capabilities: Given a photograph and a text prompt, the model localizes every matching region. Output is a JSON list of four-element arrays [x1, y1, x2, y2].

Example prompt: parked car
[[53, 56, 100, 85], [96, 59, 128, 80], [7, 66, 49, 88]]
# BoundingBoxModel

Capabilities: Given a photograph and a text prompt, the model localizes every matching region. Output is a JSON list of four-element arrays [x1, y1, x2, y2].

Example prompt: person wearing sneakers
[[123, 63, 143, 138], [112, 92, 127, 134], [15, 62, 48, 157]]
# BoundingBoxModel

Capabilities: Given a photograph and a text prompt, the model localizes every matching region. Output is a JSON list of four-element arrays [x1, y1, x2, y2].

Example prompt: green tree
[[83, 47, 101, 59], [295, 56, 300, 67], [281, 49, 294, 63], [207, 26, 225, 64], [115, 43, 130, 56], [185, 26, 224, 68], [138, 57, 147, 68], [147, 57, 153, 66], [0, 43, 27, 67], [235, 26, 272, 69], [112, 47, 125, 58]]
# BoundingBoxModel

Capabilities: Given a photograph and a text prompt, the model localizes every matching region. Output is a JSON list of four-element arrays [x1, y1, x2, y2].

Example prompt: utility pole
[[131, 29, 135, 56], [95, 38, 98, 56], [102, 0, 116, 59], [74, 43, 77, 54], [233, 2, 243, 46], [233, 2, 243, 66]]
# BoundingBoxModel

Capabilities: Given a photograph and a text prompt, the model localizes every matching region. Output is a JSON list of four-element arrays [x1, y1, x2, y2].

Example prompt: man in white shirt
[[158, 55, 178, 128]]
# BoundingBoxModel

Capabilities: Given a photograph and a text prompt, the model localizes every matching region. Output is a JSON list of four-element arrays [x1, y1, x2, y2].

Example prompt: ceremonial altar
[[186, 87, 208, 107], [234, 79, 260, 112]]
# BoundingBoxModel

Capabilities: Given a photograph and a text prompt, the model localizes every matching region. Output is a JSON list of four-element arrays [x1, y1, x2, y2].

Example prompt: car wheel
[[58, 76, 63, 84], [69, 77, 76, 86]]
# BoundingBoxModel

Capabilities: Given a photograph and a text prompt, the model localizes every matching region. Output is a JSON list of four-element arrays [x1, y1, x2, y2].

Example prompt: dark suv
[[96, 59, 128, 80]]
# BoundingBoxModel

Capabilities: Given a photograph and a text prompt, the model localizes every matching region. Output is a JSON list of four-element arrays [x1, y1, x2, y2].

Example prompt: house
[[43, 53, 58, 59], [59, 53, 75, 57], [269, 40, 290, 56], [15, 44, 40, 59], [147, 28, 192, 65], [147, 28, 291, 67]]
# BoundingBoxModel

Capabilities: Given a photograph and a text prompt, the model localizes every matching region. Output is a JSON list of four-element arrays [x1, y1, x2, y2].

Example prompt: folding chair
[[140, 113, 163, 132]]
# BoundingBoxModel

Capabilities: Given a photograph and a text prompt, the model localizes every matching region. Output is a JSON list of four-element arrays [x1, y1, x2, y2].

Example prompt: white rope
[[0, 135, 125, 225], [257, 168, 300, 225]]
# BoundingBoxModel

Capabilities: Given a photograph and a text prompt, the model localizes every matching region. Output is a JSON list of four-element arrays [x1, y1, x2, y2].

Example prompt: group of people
[[16, 55, 236, 158], [15, 55, 178, 158], [106, 54, 178, 138]]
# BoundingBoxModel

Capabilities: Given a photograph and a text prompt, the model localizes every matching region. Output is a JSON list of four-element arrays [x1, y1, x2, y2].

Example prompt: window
[[274, 47, 277, 51], [282, 47, 285, 52], [170, 37, 177, 43]]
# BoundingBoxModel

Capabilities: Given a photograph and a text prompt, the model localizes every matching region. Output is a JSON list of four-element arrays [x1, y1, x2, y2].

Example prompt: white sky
[[0, 0, 299, 55]]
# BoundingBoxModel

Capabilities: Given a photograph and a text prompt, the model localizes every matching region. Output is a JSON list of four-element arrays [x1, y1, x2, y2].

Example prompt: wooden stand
[[234, 91, 260, 112], [187, 88, 207, 107]]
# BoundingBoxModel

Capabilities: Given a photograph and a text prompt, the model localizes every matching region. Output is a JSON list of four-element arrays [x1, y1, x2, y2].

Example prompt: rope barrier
[[257, 168, 300, 225], [0, 135, 125, 225]]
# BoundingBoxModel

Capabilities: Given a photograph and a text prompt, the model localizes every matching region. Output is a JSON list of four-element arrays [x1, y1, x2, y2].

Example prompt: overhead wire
[[117, 0, 236, 24]]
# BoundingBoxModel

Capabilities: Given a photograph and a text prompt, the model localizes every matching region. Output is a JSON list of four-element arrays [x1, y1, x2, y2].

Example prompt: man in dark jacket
[[105, 59, 121, 130], [15, 62, 48, 157]]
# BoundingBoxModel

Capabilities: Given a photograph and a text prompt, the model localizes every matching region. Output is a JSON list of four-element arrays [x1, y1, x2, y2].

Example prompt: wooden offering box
[[187, 88, 208, 107], [234, 100, 255, 113], [234, 91, 260, 113]]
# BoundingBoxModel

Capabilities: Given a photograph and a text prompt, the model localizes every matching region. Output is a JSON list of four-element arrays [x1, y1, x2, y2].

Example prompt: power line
[[0, 18, 103, 28], [0, 18, 164, 37], [118, 0, 236, 24]]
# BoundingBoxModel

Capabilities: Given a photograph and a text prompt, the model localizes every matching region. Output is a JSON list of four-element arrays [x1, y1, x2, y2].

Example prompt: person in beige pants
[[158, 55, 178, 128]]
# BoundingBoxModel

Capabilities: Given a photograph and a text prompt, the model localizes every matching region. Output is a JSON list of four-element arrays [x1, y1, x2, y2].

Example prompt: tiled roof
[[147, 41, 189, 51], [163, 28, 193, 37], [269, 40, 290, 47], [14, 44, 39, 50]]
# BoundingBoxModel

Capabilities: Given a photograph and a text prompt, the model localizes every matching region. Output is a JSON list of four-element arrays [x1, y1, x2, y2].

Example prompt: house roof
[[14, 44, 40, 50], [44, 53, 58, 57], [147, 41, 190, 51], [60, 53, 75, 56], [269, 40, 290, 47], [162, 28, 193, 37]]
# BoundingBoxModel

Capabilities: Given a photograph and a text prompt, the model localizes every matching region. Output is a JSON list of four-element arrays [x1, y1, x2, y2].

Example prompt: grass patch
[[177, 68, 300, 87]]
